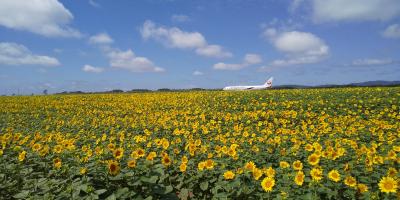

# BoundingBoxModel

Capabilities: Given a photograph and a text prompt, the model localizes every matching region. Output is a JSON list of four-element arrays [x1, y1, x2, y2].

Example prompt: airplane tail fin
[[264, 77, 273, 87]]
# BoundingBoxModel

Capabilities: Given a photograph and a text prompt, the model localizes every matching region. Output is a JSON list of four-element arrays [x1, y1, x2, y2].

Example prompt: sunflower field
[[0, 87, 399, 199]]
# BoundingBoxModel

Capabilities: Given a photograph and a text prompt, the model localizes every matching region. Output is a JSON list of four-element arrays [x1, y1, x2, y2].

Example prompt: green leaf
[[13, 190, 30, 199], [178, 188, 189, 200], [200, 181, 209, 191], [144, 196, 153, 200], [105, 193, 116, 200], [141, 176, 158, 184], [164, 185, 173, 194], [80, 184, 89, 193], [116, 187, 129, 196], [95, 189, 107, 195], [214, 192, 228, 198]]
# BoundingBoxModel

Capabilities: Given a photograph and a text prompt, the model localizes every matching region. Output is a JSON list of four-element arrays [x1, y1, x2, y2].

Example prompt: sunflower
[[162, 140, 170, 150], [179, 163, 187, 172], [387, 167, 398, 177], [310, 167, 323, 182], [127, 159, 136, 168], [357, 184, 368, 193], [236, 167, 244, 175], [265, 166, 276, 178], [113, 147, 124, 160], [328, 170, 341, 182], [244, 161, 256, 171], [146, 152, 157, 161], [198, 162, 206, 171], [224, 170, 235, 180], [305, 144, 313, 151], [32, 143, 42, 152], [205, 159, 214, 169], [137, 148, 145, 158], [344, 176, 357, 188], [261, 177, 275, 192], [308, 153, 320, 166], [228, 148, 236, 157], [108, 160, 120, 175], [252, 168, 263, 180], [53, 145, 63, 154], [53, 158, 62, 169], [378, 176, 398, 193], [80, 167, 87, 175], [162, 155, 172, 167], [181, 155, 188, 164], [95, 146, 103, 155], [292, 160, 303, 171], [18, 151, 26, 162], [279, 161, 290, 169], [107, 143, 115, 151], [294, 171, 305, 186]]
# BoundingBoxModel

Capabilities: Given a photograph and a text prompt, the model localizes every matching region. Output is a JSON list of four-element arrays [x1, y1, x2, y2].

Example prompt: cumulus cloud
[[352, 58, 394, 66], [85, 32, 163, 73], [213, 53, 262, 70], [171, 14, 190, 23], [140, 20, 232, 58], [193, 70, 204, 76], [305, 0, 400, 22], [261, 28, 329, 71], [89, 33, 114, 44], [195, 45, 232, 58], [244, 54, 262, 65], [0, 42, 60, 66], [107, 49, 164, 72], [0, 0, 82, 38], [82, 64, 104, 73], [382, 24, 400, 39]]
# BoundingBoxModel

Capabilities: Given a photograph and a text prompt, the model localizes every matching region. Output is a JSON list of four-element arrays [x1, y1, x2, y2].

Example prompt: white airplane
[[223, 77, 274, 91]]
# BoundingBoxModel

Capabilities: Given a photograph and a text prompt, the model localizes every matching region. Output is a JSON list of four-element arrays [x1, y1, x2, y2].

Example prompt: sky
[[0, 0, 399, 94]]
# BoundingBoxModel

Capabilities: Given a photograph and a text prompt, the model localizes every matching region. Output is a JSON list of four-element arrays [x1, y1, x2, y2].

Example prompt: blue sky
[[0, 0, 399, 94]]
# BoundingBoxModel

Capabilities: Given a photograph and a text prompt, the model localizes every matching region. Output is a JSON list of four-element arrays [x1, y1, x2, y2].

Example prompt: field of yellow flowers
[[0, 87, 399, 199]]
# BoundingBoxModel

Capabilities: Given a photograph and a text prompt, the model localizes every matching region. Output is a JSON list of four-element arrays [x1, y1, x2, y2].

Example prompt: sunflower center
[[384, 182, 393, 190]]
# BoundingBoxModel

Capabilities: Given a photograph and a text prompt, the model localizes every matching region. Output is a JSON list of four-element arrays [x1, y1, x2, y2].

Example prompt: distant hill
[[274, 80, 400, 89], [347, 80, 400, 87], [49, 80, 400, 95]]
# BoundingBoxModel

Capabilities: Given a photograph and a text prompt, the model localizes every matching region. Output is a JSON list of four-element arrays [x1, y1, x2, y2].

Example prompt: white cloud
[[244, 54, 262, 65], [382, 24, 400, 39], [261, 29, 329, 70], [140, 20, 232, 58], [107, 49, 164, 72], [0, 0, 82, 38], [213, 53, 262, 70], [87, 32, 162, 73], [195, 45, 232, 58], [352, 58, 394, 66], [82, 64, 104, 73], [310, 0, 400, 22], [0, 42, 60, 66], [213, 63, 244, 70], [171, 14, 190, 23], [273, 31, 328, 55], [89, 33, 114, 44], [141, 20, 206, 49], [193, 70, 204, 76]]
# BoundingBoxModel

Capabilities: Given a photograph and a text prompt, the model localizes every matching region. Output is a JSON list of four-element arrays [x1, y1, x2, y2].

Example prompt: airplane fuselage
[[223, 85, 271, 91]]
